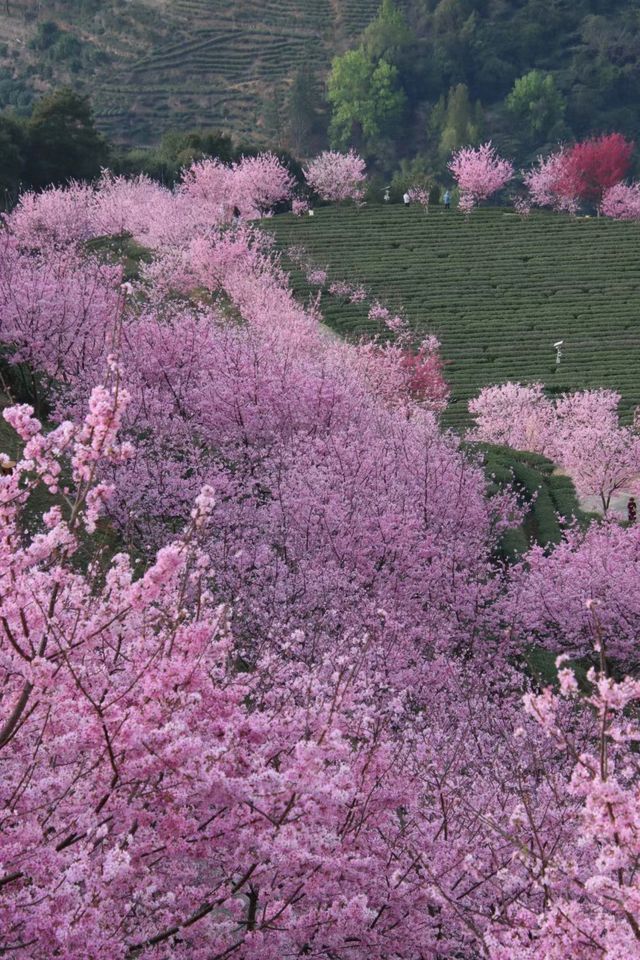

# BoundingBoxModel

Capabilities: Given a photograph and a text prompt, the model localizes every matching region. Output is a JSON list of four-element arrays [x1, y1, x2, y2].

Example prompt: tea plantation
[[82, 0, 378, 143], [0, 0, 380, 143], [266, 205, 640, 429]]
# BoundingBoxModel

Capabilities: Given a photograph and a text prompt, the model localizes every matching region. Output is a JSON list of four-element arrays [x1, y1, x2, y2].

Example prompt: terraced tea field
[[0, 0, 379, 144], [266, 206, 640, 428]]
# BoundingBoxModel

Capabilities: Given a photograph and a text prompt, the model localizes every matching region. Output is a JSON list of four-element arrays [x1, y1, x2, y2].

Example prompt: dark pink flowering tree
[[448, 141, 514, 214], [303, 149, 367, 203], [563, 133, 635, 205]]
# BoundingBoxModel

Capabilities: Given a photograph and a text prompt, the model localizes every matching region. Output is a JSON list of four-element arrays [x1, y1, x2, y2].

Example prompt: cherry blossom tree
[[469, 383, 640, 515], [468, 381, 555, 452], [523, 148, 580, 214], [303, 149, 367, 203], [448, 141, 514, 214], [0, 234, 123, 405], [3, 180, 95, 247], [525, 135, 635, 215], [180, 152, 294, 224], [502, 522, 640, 665], [487, 646, 640, 959], [553, 390, 640, 514], [0, 381, 437, 959], [406, 186, 429, 212], [601, 180, 640, 220]]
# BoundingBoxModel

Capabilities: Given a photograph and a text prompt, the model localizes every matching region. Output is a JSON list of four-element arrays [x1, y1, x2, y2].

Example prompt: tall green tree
[[362, 0, 413, 66], [435, 83, 483, 159], [0, 113, 26, 203], [327, 49, 406, 151], [25, 88, 108, 188], [286, 66, 321, 155], [506, 70, 566, 142]]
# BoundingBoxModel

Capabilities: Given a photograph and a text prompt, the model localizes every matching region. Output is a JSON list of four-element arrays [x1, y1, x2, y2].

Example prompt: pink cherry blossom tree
[[601, 180, 640, 220], [3, 180, 95, 247], [468, 381, 555, 452], [303, 149, 367, 203], [0, 381, 439, 959], [523, 149, 580, 214], [167, 152, 295, 233], [448, 141, 514, 214], [407, 186, 430, 213], [0, 234, 123, 406], [469, 383, 640, 515], [487, 627, 640, 959], [502, 522, 640, 665]]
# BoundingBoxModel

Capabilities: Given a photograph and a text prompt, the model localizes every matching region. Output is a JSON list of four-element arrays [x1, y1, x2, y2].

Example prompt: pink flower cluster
[[407, 186, 430, 211], [601, 180, 640, 220]]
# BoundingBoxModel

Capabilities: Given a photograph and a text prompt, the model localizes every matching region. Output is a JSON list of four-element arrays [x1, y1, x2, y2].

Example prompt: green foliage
[[433, 83, 483, 159], [0, 68, 34, 115], [84, 233, 153, 282], [0, 113, 25, 203], [29, 21, 61, 53], [286, 67, 323, 155], [361, 0, 413, 65], [506, 70, 566, 142], [328, 48, 407, 150], [524, 646, 592, 691], [260, 91, 285, 146], [162, 128, 233, 165], [388, 154, 432, 201], [25, 88, 108, 188], [2, 0, 640, 161], [475, 443, 586, 561]]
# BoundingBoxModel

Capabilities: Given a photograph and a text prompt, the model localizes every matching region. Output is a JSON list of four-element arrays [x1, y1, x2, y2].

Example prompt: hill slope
[[266, 206, 640, 428], [0, 0, 378, 143]]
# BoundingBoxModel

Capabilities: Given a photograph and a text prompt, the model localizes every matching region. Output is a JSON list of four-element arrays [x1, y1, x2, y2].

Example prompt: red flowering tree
[[563, 133, 634, 205]]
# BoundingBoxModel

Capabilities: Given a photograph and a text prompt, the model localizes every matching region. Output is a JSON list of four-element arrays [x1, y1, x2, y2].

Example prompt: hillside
[[0, 0, 378, 143], [266, 205, 640, 428], [2, 0, 640, 155]]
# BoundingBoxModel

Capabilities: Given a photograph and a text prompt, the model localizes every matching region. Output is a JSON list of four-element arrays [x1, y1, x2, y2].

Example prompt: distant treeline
[[0, 87, 304, 208]]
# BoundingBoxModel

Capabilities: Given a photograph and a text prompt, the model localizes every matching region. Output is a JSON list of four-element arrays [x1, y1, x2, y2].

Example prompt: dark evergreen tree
[[25, 87, 108, 188]]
